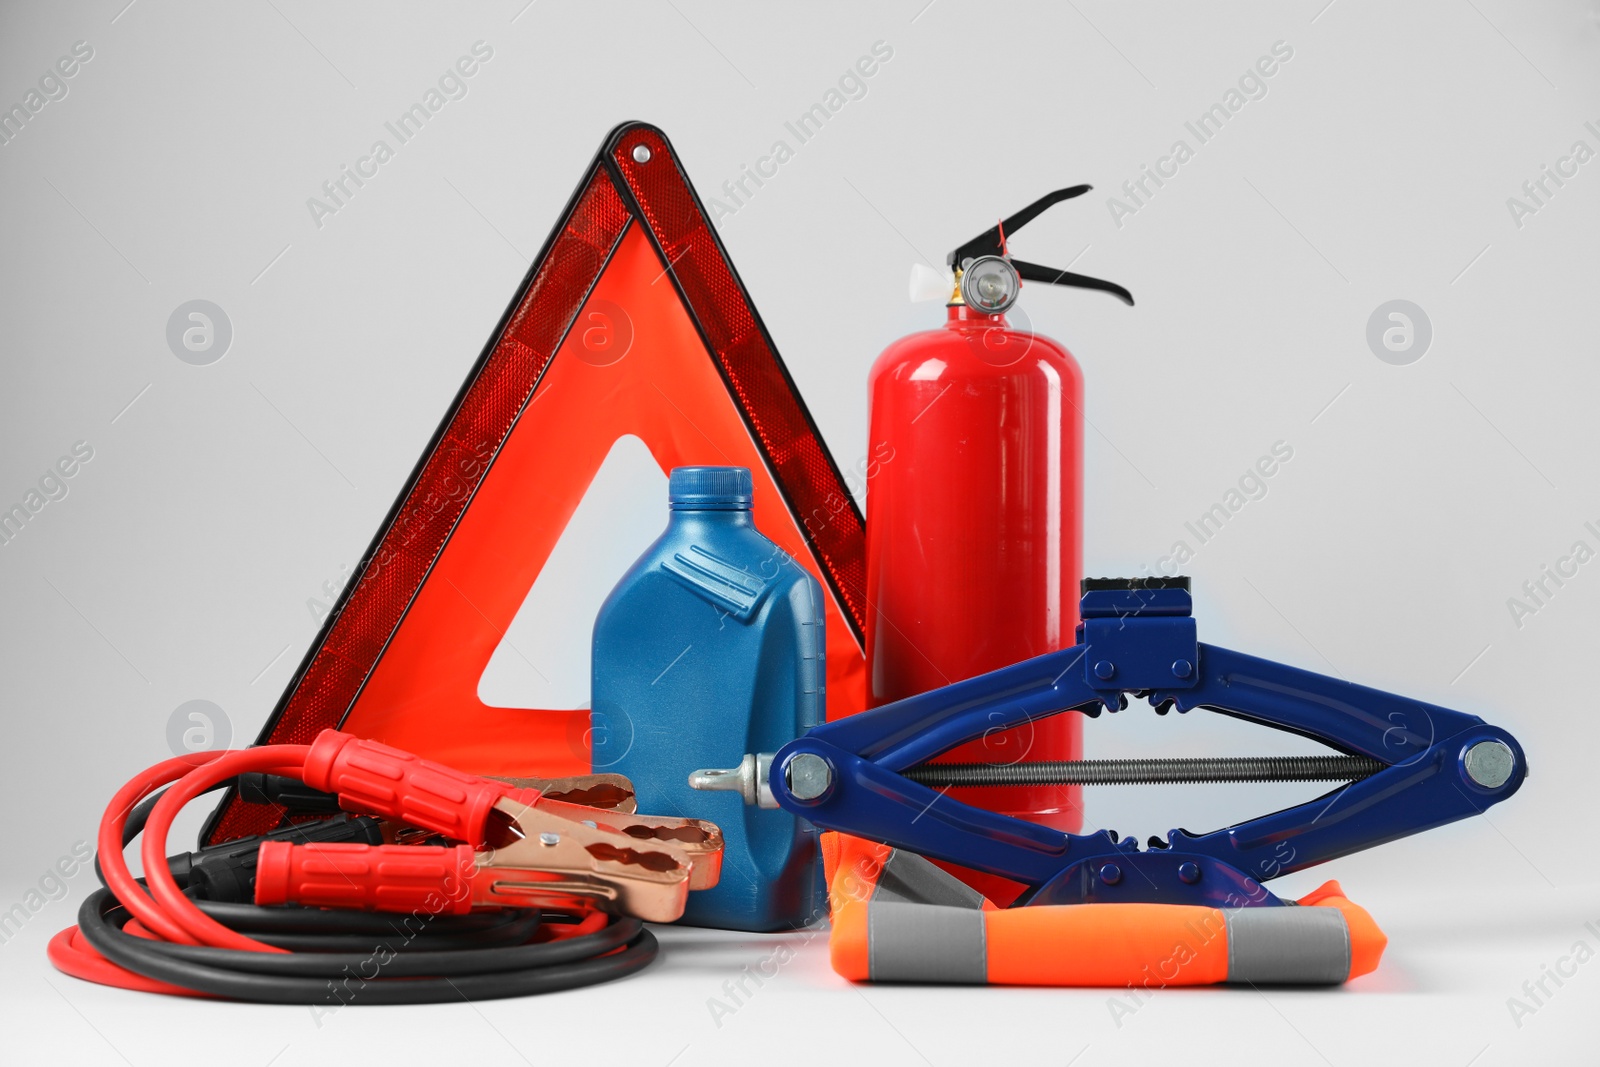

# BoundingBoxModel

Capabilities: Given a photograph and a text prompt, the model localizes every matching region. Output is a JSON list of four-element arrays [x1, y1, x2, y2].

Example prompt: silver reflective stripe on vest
[[869, 902, 987, 983], [867, 851, 987, 983], [1225, 906, 1351, 984]]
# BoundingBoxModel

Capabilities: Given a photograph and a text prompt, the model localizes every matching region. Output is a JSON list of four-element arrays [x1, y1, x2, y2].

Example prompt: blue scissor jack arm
[[764, 579, 1526, 908]]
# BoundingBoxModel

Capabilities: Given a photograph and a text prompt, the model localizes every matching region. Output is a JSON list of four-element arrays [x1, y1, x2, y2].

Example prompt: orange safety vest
[[821, 833, 1386, 986]]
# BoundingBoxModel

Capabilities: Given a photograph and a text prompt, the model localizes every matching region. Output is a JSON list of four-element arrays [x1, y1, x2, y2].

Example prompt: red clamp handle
[[302, 730, 514, 846], [254, 840, 477, 915]]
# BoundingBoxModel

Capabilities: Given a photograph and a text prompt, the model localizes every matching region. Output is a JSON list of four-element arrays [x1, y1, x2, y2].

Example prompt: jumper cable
[[50, 731, 721, 1002]]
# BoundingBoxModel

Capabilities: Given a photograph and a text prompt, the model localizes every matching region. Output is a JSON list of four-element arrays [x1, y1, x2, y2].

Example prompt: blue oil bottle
[[591, 466, 824, 931]]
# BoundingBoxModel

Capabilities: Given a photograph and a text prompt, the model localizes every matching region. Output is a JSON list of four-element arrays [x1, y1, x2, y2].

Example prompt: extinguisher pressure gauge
[[959, 256, 1021, 314]]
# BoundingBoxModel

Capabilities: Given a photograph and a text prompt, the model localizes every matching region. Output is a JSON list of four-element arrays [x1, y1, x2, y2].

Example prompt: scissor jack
[[694, 577, 1526, 908]]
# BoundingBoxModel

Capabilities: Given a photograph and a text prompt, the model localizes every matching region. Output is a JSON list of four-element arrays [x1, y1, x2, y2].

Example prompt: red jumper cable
[[49, 732, 721, 1003]]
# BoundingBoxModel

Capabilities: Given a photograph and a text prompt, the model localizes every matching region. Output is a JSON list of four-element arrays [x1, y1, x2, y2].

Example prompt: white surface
[[3, 876, 1595, 1066], [2, 1, 1597, 1064]]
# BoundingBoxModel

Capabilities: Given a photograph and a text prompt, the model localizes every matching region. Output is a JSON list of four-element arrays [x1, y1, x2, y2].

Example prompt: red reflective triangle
[[207, 123, 866, 844]]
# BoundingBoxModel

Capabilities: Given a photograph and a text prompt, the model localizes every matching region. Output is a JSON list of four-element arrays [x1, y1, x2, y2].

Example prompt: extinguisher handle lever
[[946, 187, 1134, 306], [947, 186, 1092, 266], [1012, 260, 1135, 306]]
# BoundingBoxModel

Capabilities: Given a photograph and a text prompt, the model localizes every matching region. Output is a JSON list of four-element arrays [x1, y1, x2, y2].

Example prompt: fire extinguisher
[[865, 187, 1133, 896]]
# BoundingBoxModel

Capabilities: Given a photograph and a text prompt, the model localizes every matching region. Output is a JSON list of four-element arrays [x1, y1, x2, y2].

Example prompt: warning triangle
[[206, 122, 868, 844]]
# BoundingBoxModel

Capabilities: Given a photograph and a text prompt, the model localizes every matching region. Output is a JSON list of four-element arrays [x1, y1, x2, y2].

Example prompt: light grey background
[[1, 1, 1596, 1064]]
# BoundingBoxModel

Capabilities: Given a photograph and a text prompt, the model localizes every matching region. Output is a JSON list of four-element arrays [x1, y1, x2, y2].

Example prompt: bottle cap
[[669, 466, 753, 510]]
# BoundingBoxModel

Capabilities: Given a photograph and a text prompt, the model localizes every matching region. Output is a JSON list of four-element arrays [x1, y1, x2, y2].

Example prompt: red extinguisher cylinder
[[866, 305, 1085, 834]]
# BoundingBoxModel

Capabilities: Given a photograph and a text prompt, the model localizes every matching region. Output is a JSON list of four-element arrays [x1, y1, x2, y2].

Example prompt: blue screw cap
[[669, 466, 753, 510]]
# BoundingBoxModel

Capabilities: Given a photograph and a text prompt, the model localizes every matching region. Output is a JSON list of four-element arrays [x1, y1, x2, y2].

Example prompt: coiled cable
[[49, 748, 658, 1003]]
